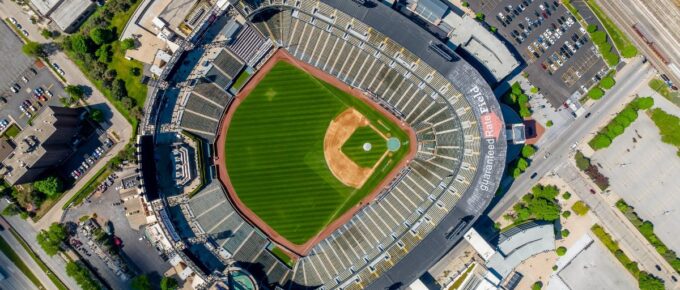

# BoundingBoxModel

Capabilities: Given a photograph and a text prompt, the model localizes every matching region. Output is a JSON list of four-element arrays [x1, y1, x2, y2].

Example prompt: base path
[[214, 49, 418, 258], [324, 108, 374, 188]]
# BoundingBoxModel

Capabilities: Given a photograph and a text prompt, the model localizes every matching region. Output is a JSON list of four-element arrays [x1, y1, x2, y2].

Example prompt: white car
[[579, 27, 586, 34], [9, 18, 17, 25], [21, 30, 28, 37], [58, 69, 65, 76]]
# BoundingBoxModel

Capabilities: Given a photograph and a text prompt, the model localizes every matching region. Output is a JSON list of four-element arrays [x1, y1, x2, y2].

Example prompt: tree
[[89, 28, 114, 45], [604, 52, 620, 66], [95, 44, 112, 63], [571, 201, 590, 216], [489, 26, 497, 33], [638, 272, 665, 290], [475, 12, 485, 21], [65, 85, 85, 100], [605, 124, 624, 139], [22, 41, 46, 58], [33, 176, 63, 197], [590, 31, 607, 44], [600, 77, 616, 89], [562, 210, 571, 218], [130, 67, 141, 76], [511, 82, 522, 95], [36, 223, 67, 256], [89, 109, 104, 123], [517, 158, 529, 171], [546, 120, 553, 127], [2, 203, 22, 216], [40, 29, 55, 39], [112, 79, 128, 100], [69, 34, 93, 54], [161, 276, 179, 290], [633, 97, 654, 110], [528, 197, 561, 221], [556, 246, 567, 256], [562, 192, 572, 200], [461, 1, 469, 7], [561, 229, 570, 238], [532, 281, 543, 290], [589, 134, 612, 150], [587, 24, 598, 33], [131, 274, 152, 290], [121, 38, 136, 50], [66, 261, 100, 290], [521, 145, 536, 158], [588, 87, 605, 100]]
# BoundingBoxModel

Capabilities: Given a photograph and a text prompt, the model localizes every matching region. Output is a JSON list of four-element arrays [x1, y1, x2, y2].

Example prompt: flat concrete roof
[[30, 0, 62, 16], [558, 239, 637, 290], [446, 15, 519, 82], [50, 0, 93, 31]]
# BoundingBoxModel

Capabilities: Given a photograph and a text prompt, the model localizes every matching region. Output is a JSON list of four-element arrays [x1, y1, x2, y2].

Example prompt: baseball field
[[224, 61, 410, 245]]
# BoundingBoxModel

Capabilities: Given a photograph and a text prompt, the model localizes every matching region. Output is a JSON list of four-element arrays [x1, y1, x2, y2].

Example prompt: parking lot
[[470, 0, 609, 107], [59, 130, 116, 183], [0, 22, 67, 132], [64, 167, 170, 288]]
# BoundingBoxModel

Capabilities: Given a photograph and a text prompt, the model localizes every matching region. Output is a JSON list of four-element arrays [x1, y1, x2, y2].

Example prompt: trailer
[[632, 23, 670, 64]]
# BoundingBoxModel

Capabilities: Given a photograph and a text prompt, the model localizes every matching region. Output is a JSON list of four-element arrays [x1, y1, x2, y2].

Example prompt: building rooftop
[[2, 106, 81, 185], [486, 222, 555, 279], [446, 15, 519, 82], [30, 0, 62, 16], [0, 138, 15, 163], [50, 0, 94, 31]]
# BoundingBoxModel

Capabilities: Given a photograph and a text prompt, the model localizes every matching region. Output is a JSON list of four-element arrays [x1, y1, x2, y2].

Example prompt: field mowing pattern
[[225, 61, 409, 244], [341, 126, 386, 168]]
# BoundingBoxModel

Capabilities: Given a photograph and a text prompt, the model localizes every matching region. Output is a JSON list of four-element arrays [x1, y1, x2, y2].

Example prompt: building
[[399, 0, 519, 83], [462, 223, 556, 289], [1, 106, 82, 185], [50, 0, 96, 33], [30, 0, 96, 33]]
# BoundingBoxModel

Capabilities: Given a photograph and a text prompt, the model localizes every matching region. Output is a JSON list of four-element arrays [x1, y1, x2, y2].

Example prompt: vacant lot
[[224, 61, 409, 244]]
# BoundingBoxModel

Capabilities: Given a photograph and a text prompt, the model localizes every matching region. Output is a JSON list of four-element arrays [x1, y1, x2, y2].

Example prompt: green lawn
[[341, 126, 387, 167], [3, 124, 21, 138], [225, 61, 409, 244]]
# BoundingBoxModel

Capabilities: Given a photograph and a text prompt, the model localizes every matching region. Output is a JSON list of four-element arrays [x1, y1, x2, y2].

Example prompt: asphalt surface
[[595, 0, 680, 84], [0, 21, 33, 94], [487, 57, 680, 287], [0, 217, 64, 290], [488, 56, 650, 219], [557, 163, 680, 289], [0, 251, 37, 290], [63, 168, 170, 289], [469, 0, 608, 108]]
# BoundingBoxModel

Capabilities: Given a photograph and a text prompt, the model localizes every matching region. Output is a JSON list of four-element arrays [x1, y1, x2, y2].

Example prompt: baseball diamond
[[223, 60, 411, 245]]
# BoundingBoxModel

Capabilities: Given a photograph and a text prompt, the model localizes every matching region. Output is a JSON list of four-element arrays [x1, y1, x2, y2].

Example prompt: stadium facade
[[144, 0, 507, 289]]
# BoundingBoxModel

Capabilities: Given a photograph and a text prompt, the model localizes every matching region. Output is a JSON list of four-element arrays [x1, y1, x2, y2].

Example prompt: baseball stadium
[[148, 0, 507, 289]]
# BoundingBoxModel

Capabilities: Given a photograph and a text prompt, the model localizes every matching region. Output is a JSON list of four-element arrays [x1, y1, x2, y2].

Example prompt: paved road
[[488, 56, 652, 219], [0, 210, 81, 290], [0, 1, 134, 229], [0, 218, 60, 290], [596, 0, 680, 83], [557, 164, 680, 289], [0, 251, 37, 290]]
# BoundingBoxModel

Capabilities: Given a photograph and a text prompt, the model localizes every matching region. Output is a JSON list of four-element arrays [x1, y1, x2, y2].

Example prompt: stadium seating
[[174, 1, 488, 288]]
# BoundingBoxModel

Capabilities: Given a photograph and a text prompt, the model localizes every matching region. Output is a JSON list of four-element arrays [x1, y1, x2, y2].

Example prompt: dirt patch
[[324, 108, 376, 188]]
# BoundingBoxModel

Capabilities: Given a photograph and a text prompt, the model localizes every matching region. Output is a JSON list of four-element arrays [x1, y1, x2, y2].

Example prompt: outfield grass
[[341, 126, 387, 168], [225, 61, 409, 244]]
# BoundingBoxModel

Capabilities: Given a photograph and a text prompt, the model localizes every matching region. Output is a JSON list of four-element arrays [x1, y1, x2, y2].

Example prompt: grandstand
[[154, 0, 506, 289]]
